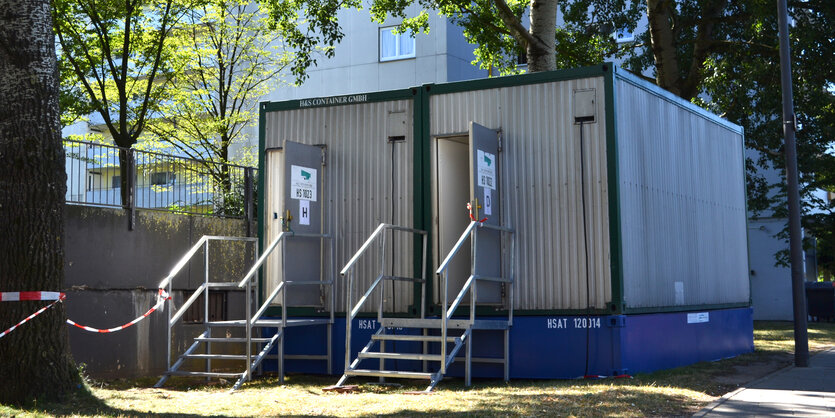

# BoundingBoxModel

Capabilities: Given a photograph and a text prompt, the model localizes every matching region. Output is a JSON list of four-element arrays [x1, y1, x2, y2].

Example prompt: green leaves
[[262, 0, 362, 82], [54, 0, 193, 147], [142, 0, 284, 189]]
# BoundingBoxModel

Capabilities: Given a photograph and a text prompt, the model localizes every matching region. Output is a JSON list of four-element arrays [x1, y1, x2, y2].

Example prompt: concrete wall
[[64, 205, 254, 379]]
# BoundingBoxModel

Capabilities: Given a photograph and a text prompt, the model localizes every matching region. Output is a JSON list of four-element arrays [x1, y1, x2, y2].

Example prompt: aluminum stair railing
[[333, 224, 430, 390], [235, 231, 334, 389], [436, 220, 515, 387], [154, 231, 334, 391], [154, 235, 258, 388]]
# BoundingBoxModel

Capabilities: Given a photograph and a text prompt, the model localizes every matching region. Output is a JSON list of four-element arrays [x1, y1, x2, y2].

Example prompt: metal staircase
[[334, 221, 514, 393], [155, 232, 334, 390]]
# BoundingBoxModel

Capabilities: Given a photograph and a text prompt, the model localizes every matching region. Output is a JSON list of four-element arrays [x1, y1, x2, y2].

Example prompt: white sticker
[[290, 165, 316, 201], [477, 150, 496, 190], [674, 281, 684, 305], [687, 312, 709, 324], [299, 200, 310, 225], [483, 188, 492, 215]]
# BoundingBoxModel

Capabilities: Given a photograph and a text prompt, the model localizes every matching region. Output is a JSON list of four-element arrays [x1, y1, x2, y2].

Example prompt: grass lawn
[[2, 321, 833, 417]]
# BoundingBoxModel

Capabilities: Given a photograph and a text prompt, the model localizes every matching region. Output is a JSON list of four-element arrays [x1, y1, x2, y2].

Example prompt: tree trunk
[[526, 0, 557, 72], [0, 0, 80, 405], [647, 0, 681, 95]]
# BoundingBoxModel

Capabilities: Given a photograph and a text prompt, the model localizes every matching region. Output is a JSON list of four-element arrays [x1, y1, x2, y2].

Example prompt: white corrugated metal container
[[261, 96, 418, 313], [613, 75, 749, 310], [258, 64, 750, 315]]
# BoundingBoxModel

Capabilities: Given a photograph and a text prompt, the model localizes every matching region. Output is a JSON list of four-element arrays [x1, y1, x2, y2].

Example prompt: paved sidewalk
[[694, 346, 835, 417]]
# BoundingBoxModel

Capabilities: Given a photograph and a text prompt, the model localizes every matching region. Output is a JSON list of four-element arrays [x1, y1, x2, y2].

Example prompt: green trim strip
[[420, 85, 433, 310], [409, 86, 428, 315], [604, 66, 625, 314], [429, 64, 611, 95], [261, 89, 416, 112], [257, 103, 267, 306]]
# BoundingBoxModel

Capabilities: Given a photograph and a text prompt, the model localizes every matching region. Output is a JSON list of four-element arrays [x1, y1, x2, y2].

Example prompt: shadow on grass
[[357, 380, 704, 417], [6, 384, 213, 417]]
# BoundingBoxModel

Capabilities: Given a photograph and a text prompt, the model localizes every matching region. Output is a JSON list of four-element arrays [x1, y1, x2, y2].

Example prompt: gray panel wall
[[614, 75, 750, 309], [264, 100, 416, 313], [430, 77, 613, 311], [64, 205, 254, 378]]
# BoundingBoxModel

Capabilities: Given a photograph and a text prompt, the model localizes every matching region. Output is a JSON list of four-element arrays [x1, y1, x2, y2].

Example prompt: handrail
[[170, 283, 207, 325], [340, 224, 386, 275], [436, 221, 479, 274], [341, 223, 426, 276], [157, 236, 208, 290], [157, 234, 258, 385], [238, 232, 288, 288], [350, 274, 385, 319], [252, 281, 284, 321], [446, 275, 474, 318], [340, 223, 429, 377], [157, 235, 257, 290], [435, 220, 515, 375]]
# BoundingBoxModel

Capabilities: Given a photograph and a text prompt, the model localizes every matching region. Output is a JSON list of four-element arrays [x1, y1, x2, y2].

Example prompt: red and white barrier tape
[[466, 202, 488, 223], [0, 294, 66, 339], [0, 291, 64, 302], [66, 289, 170, 333], [0, 289, 170, 338]]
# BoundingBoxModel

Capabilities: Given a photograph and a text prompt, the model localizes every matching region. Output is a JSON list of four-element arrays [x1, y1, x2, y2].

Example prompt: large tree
[[53, 0, 191, 204], [143, 0, 288, 210], [0, 0, 80, 404]]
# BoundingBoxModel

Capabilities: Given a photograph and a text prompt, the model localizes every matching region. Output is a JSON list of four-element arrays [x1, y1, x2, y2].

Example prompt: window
[[614, 27, 635, 43], [151, 171, 176, 185], [111, 175, 121, 189], [380, 26, 415, 61]]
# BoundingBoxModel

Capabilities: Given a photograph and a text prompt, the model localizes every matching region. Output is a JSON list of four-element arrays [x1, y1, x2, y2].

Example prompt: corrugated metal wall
[[615, 75, 750, 309], [264, 100, 416, 313], [430, 77, 613, 310]]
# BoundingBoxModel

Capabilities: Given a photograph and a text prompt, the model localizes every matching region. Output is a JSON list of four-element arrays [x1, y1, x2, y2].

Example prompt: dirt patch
[[712, 353, 793, 387]]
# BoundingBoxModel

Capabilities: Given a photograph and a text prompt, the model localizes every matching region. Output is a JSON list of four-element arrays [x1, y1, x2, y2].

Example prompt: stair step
[[358, 352, 444, 362], [206, 282, 245, 289], [206, 318, 331, 328], [371, 334, 459, 343], [164, 370, 243, 378], [345, 369, 435, 380], [194, 337, 273, 343], [180, 353, 248, 360], [380, 318, 509, 330]]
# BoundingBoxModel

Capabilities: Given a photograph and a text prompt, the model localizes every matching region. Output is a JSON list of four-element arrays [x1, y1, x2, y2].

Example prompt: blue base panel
[[261, 307, 754, 379]]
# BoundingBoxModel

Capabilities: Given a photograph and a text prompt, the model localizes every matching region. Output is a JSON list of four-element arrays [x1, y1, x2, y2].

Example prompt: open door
[[468, 122, 503, 304], [433, 122, 503, 305], [264, 140, 325, 307]]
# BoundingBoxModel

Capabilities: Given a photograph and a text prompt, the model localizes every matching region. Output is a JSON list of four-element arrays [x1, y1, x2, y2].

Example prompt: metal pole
[[344, 271, 353, 373], [244, 167, 254, 237], [204, 240, 211, 380], [777, 0, 808, 367]]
